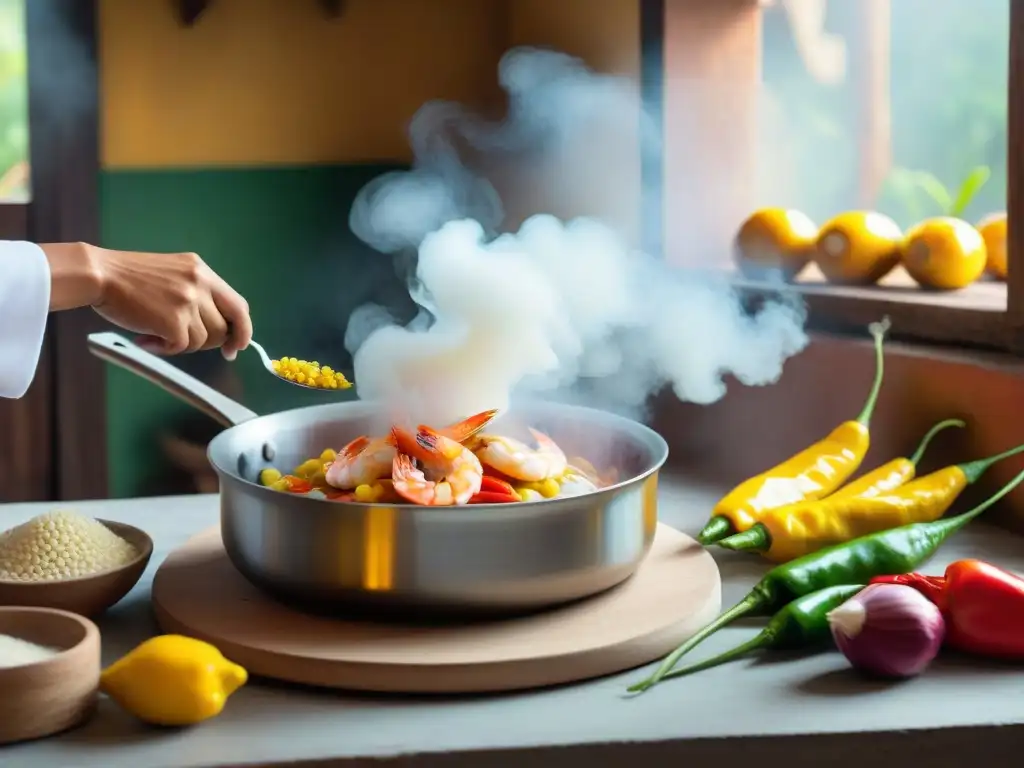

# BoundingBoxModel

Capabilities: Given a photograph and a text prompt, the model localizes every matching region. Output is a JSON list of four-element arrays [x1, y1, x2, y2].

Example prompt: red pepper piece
[[872, 559, 1024, 660], [480, 464, 518, 485], [480, 475, 517, 496], [870, 573, 946, 602], [283, 475, 314, 494], [468, 491, 520, 504]]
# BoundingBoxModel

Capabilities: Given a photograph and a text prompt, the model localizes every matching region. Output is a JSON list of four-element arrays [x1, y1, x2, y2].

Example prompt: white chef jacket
[[0, 241, 51, 399]]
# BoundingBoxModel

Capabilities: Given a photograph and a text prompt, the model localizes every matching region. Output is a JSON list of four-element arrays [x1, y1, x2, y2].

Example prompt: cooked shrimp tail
[[388, 426, 436, 464], [415, 424, 466, 461], [442, 409, 500, 442], [340, 435, 371, 459]]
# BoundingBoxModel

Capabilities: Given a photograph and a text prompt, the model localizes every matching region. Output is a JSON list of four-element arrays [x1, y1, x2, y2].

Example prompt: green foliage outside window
[[0, 0, 27, 202]]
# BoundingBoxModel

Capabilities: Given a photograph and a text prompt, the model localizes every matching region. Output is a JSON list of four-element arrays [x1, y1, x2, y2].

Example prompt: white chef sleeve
[[0, 241, 50, 399]]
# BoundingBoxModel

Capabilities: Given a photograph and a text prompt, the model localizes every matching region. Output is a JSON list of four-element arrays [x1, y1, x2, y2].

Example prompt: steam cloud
[[346, 47, 808, 426]]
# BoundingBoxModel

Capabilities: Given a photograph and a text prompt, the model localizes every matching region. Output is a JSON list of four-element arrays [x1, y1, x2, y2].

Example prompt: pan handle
[[87, 332, 259, 428]]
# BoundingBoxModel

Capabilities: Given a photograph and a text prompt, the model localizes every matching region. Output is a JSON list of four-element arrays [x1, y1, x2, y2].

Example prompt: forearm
[[39, 242, 105, 311]]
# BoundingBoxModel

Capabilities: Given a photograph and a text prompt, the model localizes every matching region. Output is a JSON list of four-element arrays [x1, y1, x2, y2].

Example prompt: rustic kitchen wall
[[97, 0, 641, 497]]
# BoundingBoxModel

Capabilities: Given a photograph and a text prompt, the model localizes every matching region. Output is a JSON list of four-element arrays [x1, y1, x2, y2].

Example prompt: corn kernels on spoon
[[248, 340, 352, 391]]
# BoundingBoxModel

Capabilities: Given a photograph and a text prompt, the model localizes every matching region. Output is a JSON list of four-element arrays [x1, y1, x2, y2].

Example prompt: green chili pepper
[[653, 584, 864, 684], [628, 466, 1024, 694]]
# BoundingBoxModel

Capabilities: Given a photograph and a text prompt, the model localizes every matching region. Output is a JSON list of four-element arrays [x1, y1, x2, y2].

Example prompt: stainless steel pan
[[88, 332, 669, 616]]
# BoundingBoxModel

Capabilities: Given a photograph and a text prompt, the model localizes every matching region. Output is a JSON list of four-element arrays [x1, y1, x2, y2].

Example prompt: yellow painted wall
[[99, 0, 508, 167], [99, 0, 640, 170], [507, 0, 640, 80]]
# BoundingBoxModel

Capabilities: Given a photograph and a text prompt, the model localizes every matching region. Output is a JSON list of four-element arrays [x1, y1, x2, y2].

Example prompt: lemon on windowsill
[[976, 212, 1007, 281], [733, 208, 817, 282], [813, 211, 903, 286], [901, 217, 987, 291]]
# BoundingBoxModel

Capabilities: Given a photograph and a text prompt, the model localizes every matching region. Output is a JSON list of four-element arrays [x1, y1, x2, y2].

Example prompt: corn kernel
[[539, 478, 561, 498], [269, 478, 290, 491], [320, 448, 337, 462], [518, 488, 544, 502], [354, 484, 375, 502], [294, 459, 321, 478], [259, 468, 282, 486]]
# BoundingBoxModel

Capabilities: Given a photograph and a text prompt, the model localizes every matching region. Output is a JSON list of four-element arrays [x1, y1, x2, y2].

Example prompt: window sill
[[732, 263, 1016, 352]]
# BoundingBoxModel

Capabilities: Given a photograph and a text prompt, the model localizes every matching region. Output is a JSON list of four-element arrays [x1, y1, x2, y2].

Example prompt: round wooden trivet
[[151, 524, 721, 694]]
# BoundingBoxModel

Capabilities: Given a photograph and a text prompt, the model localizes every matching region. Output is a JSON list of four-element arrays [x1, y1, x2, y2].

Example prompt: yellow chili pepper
[[100, 635, 248, 726], [718, 438, 1024, 563], [829, 417, 965, 500], [697, 318, 890, 545]]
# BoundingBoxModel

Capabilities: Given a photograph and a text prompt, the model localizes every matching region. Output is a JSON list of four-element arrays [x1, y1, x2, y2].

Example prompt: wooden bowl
[[0, 520, 153, 617], [0, 607, 101, 744]]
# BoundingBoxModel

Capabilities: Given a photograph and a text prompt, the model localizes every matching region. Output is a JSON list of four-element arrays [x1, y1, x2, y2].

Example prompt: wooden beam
[[657, 0, 762, 269], [849, 0, 892, 207], [27, 0, 106, 501], [1006, 0, 1024, 328]]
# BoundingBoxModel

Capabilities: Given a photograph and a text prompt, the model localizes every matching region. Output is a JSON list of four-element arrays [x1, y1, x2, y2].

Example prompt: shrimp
[[390, 426, 483, 506], [324, 435, 395, 490], [324, 409, 498, 490], [471, 428, 567, 482]]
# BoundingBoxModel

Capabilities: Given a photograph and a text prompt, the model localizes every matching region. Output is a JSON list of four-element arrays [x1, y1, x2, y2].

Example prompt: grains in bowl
[[0, 510, 139, 582]]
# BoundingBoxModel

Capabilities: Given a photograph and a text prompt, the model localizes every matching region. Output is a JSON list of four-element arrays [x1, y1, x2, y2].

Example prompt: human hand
[[44, 243, 253, 359], [94, 246, 253, 359]]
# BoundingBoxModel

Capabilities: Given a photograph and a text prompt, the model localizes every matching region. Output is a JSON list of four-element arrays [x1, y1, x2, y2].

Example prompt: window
[[0, 0, 27, 203], [649, 0, 1023, 352]]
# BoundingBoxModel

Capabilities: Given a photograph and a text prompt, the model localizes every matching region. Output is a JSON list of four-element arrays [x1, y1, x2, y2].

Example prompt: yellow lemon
[[902, 217, 987, 290], [814, 211, 903, 285], [100, 635, 248, 727], [976, 212, 1007, 280], [733, 208, 817, 281]]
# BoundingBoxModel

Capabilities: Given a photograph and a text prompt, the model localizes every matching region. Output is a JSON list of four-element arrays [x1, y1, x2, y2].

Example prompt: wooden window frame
[[0, 0, 105, 502], [643, 0, 1024, 353]]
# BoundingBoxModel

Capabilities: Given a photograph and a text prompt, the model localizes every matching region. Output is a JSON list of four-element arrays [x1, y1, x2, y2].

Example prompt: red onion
[[827, 583, 945, 678]]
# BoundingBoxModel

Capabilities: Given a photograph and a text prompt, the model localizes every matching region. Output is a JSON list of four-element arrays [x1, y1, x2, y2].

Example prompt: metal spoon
[[248, 340, 352, 392]]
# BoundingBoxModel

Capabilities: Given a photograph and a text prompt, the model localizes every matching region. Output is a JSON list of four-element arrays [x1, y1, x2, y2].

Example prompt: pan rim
[[207, 399, 669, 511]]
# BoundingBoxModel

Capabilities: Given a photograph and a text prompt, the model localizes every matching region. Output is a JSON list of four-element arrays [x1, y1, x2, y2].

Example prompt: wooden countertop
[[4, 478, 1024, 768]]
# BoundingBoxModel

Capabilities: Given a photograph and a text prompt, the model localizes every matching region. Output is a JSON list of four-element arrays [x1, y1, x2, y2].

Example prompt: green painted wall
[[99, 165, 411, 498]]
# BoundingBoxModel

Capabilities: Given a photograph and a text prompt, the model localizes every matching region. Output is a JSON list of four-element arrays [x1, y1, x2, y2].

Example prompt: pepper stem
[[855, 317, 890, 427], [715, 523, 770, 553], [958, 441, 1024, 484], [908, 419, 966, 466], [697, 516, 735, 545], [658, 630, 774, 682], [626, 592, 765, 694], [930, 467, 1024, 536]]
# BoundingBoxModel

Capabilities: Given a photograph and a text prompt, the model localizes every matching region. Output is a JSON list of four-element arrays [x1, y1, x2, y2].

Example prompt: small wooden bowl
[[0, 520, 153, 617], [0, 607, 101, 744]]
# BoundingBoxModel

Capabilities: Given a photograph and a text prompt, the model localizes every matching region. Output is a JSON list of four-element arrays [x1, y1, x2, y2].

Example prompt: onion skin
[[828, 583, 945, 678]]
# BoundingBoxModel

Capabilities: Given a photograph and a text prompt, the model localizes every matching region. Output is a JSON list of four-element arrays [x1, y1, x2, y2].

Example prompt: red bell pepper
[[871, 559, 1024, 659]]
